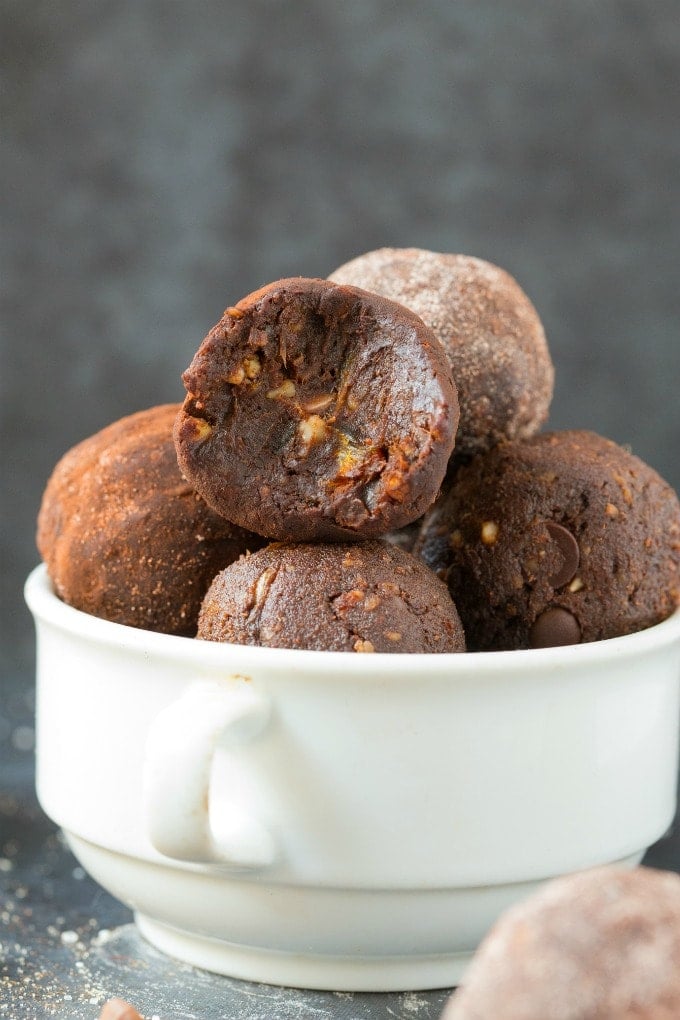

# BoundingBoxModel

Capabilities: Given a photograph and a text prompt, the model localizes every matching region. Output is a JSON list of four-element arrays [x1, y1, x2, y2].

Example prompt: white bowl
[[25, 564, 680, 991]]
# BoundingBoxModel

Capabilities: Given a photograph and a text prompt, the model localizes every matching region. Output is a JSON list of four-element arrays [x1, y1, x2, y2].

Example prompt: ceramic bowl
[[25, 564, 680, 991]]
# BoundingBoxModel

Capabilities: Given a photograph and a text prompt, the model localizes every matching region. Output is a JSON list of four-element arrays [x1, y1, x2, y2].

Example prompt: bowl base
[[65, 830, 645, 993], [135, 912, 473, 992]]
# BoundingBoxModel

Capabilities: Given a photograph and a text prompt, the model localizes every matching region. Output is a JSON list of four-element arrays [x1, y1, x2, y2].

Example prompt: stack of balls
[[38, 249, 680, 652]]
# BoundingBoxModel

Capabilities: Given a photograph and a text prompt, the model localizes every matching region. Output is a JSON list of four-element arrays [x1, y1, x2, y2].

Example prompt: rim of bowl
[[25, 562, 680, 677]]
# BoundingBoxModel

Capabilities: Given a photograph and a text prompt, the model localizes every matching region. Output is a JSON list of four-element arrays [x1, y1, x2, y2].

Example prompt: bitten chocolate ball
[[175, 277, 458, 542], [329, 248, 554, 458], [415, 430, 680, 650], [442, 866, 680, 1020], [198, 541, 466, 653], [37, 405, 263, 635]]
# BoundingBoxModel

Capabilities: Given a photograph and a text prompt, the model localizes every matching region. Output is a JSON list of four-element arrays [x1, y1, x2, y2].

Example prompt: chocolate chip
[[546, 521, 580, 588], [529, 607, 582, 648]]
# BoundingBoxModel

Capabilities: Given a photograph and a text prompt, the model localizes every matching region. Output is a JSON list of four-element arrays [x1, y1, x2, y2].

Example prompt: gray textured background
[[2, 0, 679, 759]]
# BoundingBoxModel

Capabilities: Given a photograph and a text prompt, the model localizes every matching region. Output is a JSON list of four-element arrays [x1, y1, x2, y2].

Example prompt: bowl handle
[[143, 677, 276, 869]]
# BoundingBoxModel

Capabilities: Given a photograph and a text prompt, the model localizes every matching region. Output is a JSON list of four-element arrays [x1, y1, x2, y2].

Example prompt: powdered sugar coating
[[442, 866, 680, 1020], [329, 248, 554, 457]]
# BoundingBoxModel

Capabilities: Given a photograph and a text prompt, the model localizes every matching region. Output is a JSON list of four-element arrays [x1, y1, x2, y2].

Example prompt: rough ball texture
[[415, 430, 680, 650], [329, 248, 554, 458], [198, 541, 466, 653], [442, 866, 680, 1020], [37, 405, 263, 635], [175, 277, 458, 542]]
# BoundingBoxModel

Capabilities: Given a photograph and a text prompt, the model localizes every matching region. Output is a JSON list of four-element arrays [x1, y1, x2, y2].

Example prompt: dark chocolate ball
[[415, 430, 680, 649], [37, 405, 263, 635], [198, 541, 466, 653]]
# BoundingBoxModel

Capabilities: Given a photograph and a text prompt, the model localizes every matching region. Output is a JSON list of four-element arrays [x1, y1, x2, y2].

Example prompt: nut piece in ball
[[98, 1000, 143, 1020]]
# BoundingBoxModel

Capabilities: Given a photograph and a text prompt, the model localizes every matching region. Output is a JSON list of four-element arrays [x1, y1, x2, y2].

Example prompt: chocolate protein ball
[[37, 405, 263, 635], [329, 248, 554, 459], [415, 430, 680, 650], [175, 277, 458, 542], [198, 541, 466, 653], [442, 866, 680, 1020]]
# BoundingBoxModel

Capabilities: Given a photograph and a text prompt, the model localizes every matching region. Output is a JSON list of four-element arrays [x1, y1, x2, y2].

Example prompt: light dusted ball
[[442, 866, 680, 1020], [329, 248, 554, 458]]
